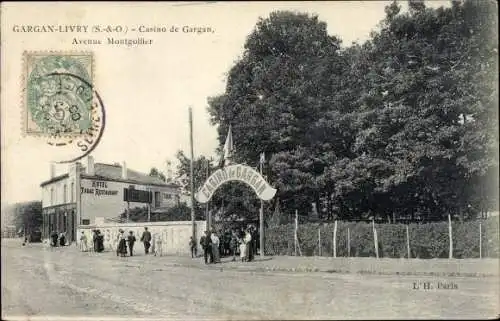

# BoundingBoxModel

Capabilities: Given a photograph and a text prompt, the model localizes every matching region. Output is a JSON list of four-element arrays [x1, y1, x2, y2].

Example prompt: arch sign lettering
[[195, 164, 277, 204]]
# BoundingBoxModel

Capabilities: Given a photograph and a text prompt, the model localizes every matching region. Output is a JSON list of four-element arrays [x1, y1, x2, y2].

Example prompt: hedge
[[264, 217, 499, 259]]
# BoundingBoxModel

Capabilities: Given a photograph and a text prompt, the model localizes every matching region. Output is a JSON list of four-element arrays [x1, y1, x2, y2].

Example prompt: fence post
[[294, 210, 298, 257], [372, 218, 379, 259], [318, 227, 321, 256], [333, 220, 337, 258], [347, 227, 350, 258], [294, 210, 302, 257], [406, 224, 411, 259], [448, 214, 453, 259], [479, 221, 482, 259]]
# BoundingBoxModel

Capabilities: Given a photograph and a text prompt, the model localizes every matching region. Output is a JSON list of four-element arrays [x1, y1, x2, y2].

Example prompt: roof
[[86, 163, 179, 187], [40, 163, 180, 188], [40, 174, 70, 187]]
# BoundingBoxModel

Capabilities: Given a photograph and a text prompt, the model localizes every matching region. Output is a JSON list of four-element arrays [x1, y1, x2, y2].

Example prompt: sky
[[1, 1, 451, 205]]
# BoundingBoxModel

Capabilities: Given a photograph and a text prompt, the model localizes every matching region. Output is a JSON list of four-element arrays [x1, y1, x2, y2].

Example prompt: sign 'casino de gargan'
[[195, 164, 277, 204]]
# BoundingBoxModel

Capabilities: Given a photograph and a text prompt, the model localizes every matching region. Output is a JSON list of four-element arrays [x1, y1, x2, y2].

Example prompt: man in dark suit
[[127, 231, 136, 256], [200, 230, 213, 264], [140, 227, 152, 254], [249, 226, 257, 262]]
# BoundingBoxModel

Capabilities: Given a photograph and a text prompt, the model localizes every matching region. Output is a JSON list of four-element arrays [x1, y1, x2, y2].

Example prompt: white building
[[40, 156, 181, 242]]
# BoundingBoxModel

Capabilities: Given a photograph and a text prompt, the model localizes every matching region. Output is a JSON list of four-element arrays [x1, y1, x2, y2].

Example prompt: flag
[[221, 125, 233, 167], [259, 152, 265, 165]]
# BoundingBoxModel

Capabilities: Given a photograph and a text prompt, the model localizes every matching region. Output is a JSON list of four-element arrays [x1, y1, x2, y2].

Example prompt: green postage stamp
[[23, 52, 95, 136]]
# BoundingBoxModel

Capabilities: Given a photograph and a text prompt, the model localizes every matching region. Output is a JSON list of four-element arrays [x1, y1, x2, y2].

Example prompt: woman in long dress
[[96, 230, 105, 253], [117, 230, 127, 257], [239, 230, 246, 262], [211, 232, 221, 263]]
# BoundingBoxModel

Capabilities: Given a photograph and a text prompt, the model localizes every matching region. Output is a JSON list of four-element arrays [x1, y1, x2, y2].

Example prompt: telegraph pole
[[189, 107, 196, 241], [147, 187, 151, 222]]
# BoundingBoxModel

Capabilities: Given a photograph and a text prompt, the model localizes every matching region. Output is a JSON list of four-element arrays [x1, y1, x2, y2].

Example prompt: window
[[63, 184, 67, 204], [82, 219, 90, 225], [70, 182, 74, 203], [50, 188, 55, 206], [63, 212, 67, 231], [164, 193, 172, 200], [155, 191, 161, 208]]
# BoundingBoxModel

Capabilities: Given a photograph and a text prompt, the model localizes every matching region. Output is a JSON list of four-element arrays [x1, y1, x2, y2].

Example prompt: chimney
[[69, 162, 78, 176], [50, 162, 56, 178], [87, 156, 95, 176], [165, 160, 173, 182], [121, 161, 127, 179]]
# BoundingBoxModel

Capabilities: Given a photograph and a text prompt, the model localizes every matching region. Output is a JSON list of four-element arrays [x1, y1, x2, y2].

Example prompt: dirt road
[[2, 240, 498, 320]]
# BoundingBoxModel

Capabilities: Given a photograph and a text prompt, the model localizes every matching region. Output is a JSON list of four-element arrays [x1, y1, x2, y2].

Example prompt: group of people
[[50, 225, 260, 263], [49, 231, 68, 247], [78, 229, 105, 252], [116, 227, 155, 257], [78, 226, 157, 256], [198, 225, 258, 264]]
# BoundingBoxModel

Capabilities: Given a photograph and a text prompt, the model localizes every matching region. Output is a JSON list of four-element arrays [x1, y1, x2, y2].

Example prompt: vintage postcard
[[1, 1, 498, 320]]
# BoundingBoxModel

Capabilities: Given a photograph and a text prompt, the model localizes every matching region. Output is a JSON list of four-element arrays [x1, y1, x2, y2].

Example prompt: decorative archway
[[195, 164, 276, 204], [195, 164, 277, 259]]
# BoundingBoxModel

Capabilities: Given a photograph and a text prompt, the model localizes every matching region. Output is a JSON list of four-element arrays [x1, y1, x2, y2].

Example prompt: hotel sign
[[81, 180, 119, 196], [195, 164, 277, 204]]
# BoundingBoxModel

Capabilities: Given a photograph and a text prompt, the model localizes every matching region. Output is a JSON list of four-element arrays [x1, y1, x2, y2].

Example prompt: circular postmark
[[27, 55, 94, 136], [34, 72, 105, 164]]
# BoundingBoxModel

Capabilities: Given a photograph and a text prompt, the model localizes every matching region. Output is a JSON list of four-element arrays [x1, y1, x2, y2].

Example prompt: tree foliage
[[205, 1, 498, 222], [148, 167, 166, 182], [10, 201, 43, 234]]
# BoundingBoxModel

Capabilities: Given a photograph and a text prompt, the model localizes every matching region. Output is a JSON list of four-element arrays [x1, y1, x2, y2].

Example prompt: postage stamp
[[23, 51, 95, 136], [21, 51, 106, 164]]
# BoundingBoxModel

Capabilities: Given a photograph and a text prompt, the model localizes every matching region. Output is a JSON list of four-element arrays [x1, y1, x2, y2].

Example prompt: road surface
[[2, 240, 498, 320]]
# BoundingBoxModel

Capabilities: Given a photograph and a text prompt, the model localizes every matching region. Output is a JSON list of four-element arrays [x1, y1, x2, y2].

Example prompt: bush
[[265, 217, 499, 259]]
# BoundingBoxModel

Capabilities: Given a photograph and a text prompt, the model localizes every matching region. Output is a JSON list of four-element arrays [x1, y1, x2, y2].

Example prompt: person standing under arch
[[244, 228, 252, 262], [211, 231, 221, 263], [200, 230, 212, 264]]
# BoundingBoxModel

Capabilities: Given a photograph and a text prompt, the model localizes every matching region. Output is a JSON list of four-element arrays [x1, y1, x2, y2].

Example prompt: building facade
[[40, 156, 181, 242]]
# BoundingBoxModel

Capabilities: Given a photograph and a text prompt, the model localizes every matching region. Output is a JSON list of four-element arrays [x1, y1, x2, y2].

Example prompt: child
[[189, 236, 197, 258]]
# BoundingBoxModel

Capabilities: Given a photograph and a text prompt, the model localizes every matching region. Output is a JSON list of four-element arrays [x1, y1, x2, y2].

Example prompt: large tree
[[331, 0, 499, 221], [11, 201, 42, 234], [206, 1, 498, 223], [208, 11, 347, 217]]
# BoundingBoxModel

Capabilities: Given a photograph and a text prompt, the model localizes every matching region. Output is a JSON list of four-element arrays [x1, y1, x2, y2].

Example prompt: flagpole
[[259, 153, 264, 259], [189, 107, 196, 242]]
